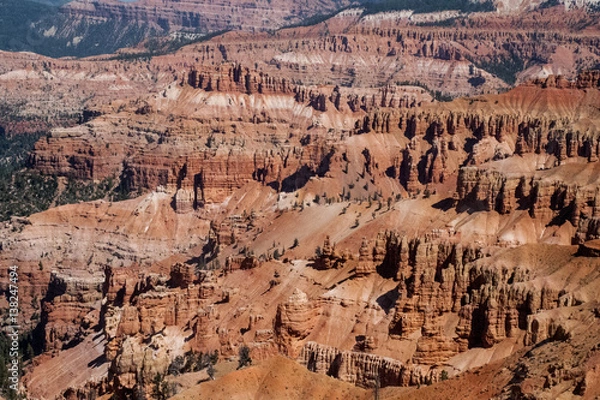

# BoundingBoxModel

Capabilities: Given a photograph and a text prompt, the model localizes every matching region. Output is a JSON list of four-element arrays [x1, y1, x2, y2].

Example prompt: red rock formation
[[100, 262, 224, 396], [456, 163, 600, 241], [4, 10, 600, 397], [313, 236, 350, 270], [299, 341, 441, 388], [42, 272, 104, 351], [275, 289, 319, 358], [355, 238, 375, 275], [64, 0, 355, 35]]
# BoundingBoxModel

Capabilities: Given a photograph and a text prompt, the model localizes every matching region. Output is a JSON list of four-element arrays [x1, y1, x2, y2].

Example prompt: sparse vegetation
[[237, 345, 252, 369], [151, 373, 175, 400], [206, 134, 217, 148], [280, 7, 352, 30], [167, 356, 185, 376], [56, 177, 118, 206], [396, 80, 453, 102], [471, 54, 525, 85], [415, 17, 458, 27], [0, 332, 42, 399], [167, 350, 219, 376], [0, 130, 139, 221], [0, 169, 57, 221], [110, 29, 233, 61], [0, 131, 57, 221], [360, 0, 495, 15], [538, 0, 560, 8]]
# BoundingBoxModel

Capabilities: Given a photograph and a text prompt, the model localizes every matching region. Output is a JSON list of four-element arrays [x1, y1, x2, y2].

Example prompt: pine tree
[[237, 346, 252, 369]]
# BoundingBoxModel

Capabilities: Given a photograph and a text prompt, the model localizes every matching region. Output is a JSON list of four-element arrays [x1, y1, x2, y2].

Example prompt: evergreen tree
[[237, 346, 252, 369], [207, 363, 215, 380]]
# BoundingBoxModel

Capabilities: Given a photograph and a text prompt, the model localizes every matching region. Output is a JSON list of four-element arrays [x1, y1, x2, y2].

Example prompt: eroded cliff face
[[67, 222, 600, 396], [63, 0, 354, 34], [99, 259, 261, 396], [28, 63, 434, 209], [28, 66, 600, 216], [3, 6, 600, 136], [0, 49, 183, 135], [6, 27, 600, 397], [452, 74, 600, 242], [456, 162, 600, 242], [299, 341, 438, 388], [41, 271, 104, 352], [189, 9, 600, 94]]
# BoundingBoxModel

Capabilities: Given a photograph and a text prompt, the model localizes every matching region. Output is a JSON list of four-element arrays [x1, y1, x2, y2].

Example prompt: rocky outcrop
[[30, 126, 127, 181], [531, 70, 600, 89], [576, 70, 600, 89], [313, 236, 351, 270], [101, 262, 220, 396], [525, 313, 573, 346], [188, 64, 425, 114], [174, 188, 195, 214], [42, 272, 104, 351], [372, 232, 577, 360], [188, 65, 294, 95], [112, 334, 176, 395], [6, 8, 600, 397], [456, 165, 600, 241], [456, 167, 519, 213], [342, 76, 599, 195], [104, 266, 207, 344], [30, 102, 342, 206], [64, 0, 355, 36], [29, 57, 600, 205], [275, 289, 319, 358], [299, 341, 440, 388], [355, 238, 376, 275], [225, 256, 261, 272], [31, 227, 600, 397]]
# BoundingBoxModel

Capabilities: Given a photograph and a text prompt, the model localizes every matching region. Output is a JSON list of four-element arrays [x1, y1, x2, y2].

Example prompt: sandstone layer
[[1, 6, 600, 399]]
